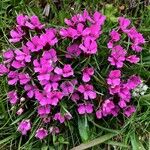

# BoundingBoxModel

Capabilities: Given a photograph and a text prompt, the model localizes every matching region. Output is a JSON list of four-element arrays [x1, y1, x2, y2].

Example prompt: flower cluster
[[0, 12, 145, 140], [96, 17, 145, 119], [60, 10, 106, 55]]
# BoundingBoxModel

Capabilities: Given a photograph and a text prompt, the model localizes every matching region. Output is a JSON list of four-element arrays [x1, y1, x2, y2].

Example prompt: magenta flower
[[96, 109, 102, 119], [35, 128, 48, 140], [43, 74, 61, 92], [124, 105, 136, 117], [118, 84, 131, 101], [118, 17, 131, 31], [0, 64, 9, 76], [79, 36, 97, 54], [3, 50, 14, 63], [110, 30, 121, 42], [8, 71, 19, 85], [19, 73, 31, 85], [77, 103, 93, 114], [54, 64, 74, 77], [82, 67, 94, 82], [101, 99, 115, 116], [91, 11, 106, 25], [71, 92, 80, 102], [66, 44, 81, 58], [109, 85, 120, 95], [25, 15, 44, 30], [11, 60, 25, 69], [47, 91, 63, 106], [107, 70, 121, 86], [18, 120, 31, 135], [42, 49, 58, 63], [8, 90, 18, 105], [24, 84, 37, 98], [9, 26, 24, 43], [60, 80, 77, 96], [54, 112, 65, 123], [16, 14, 28, 26], [40, 29, 58, 46], [126, 55, 140, 64], [126, 75, 141, 90], [38, 105, 51, 117], [15, 46, 31, 63], [35, 91, 48, 106], [26, 36, 43, 52], [50, 126, 60, 135], [108, 45, 126, 68], [118, 99, 127, 108], [78, 84, 96, 100]]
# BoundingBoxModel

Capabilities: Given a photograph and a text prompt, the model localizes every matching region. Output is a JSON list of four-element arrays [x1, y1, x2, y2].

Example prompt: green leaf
[[71, 133, 117, 150], [130, 133, 139, 150], [0, 134, 18, 145], [105, 140, 129, 148], [78, 116, 89, 142]]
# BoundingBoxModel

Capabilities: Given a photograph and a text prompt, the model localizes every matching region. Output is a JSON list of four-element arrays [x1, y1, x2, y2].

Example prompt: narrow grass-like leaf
[[71, 133, 117, 150]]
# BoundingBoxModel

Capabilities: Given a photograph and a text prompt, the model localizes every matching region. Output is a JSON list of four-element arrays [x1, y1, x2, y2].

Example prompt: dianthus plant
[[0, 10, 145, 140]]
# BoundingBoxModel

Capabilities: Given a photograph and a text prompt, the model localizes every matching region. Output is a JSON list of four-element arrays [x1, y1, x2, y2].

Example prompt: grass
[[0, 0, 150, 149]]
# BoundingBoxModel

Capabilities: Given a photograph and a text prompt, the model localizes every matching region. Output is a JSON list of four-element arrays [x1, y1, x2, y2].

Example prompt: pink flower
[[107, 70, 121, 86], [118, 99, 127, 108], [126, 75, 141, 90], [35, 91, 47, 106], [16, 14, 28, 26], [109, 85, 120, 95], [79, 36, 97, 54], [0, 64, 9, 76], [47, 91, 63, 106], [118, 17, 131, 31], [19, 73, 31, 85], [126, 55, 140, 64], [108, 45, 126, 68], [96, 109, 102, 119], [9, 26, 24, 43], [8, 90, 18, 105], [26, 36, 43, 52], [25, 15, 44, 30], [24, 84, 37, 98], [3, 50, 14, 63], [78, 84, 96, 100], [50, 126, 60, 134], [18, 120, 31, 135], [35, 128, 48, 140], [40, 29, 58, 46], [91, 11, 106, 25], [124, 105, 136, 117], [102, 99, 115, 116], [17, 108, 24, 115], [71, 92, 80, 102], [110, 30, 121, 42], [8, 71, 19, 85], [66, 44, 81, 58], [77, 103, 93, 114], [118, 84, 131, 101], [42, 49, 58, 63], [54, 112, 65, 123], [54, 64, 74, 77], [11, 60, 25, 69], [15, 46, 31, 63], [82, 67, 94, 82], [60, 80, 77, 96], [38, 105, 51, 117]]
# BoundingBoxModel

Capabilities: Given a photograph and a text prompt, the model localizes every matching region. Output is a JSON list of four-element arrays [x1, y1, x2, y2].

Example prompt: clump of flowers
[[0, 11, 145, 140], [96, 17, 145, 119]]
